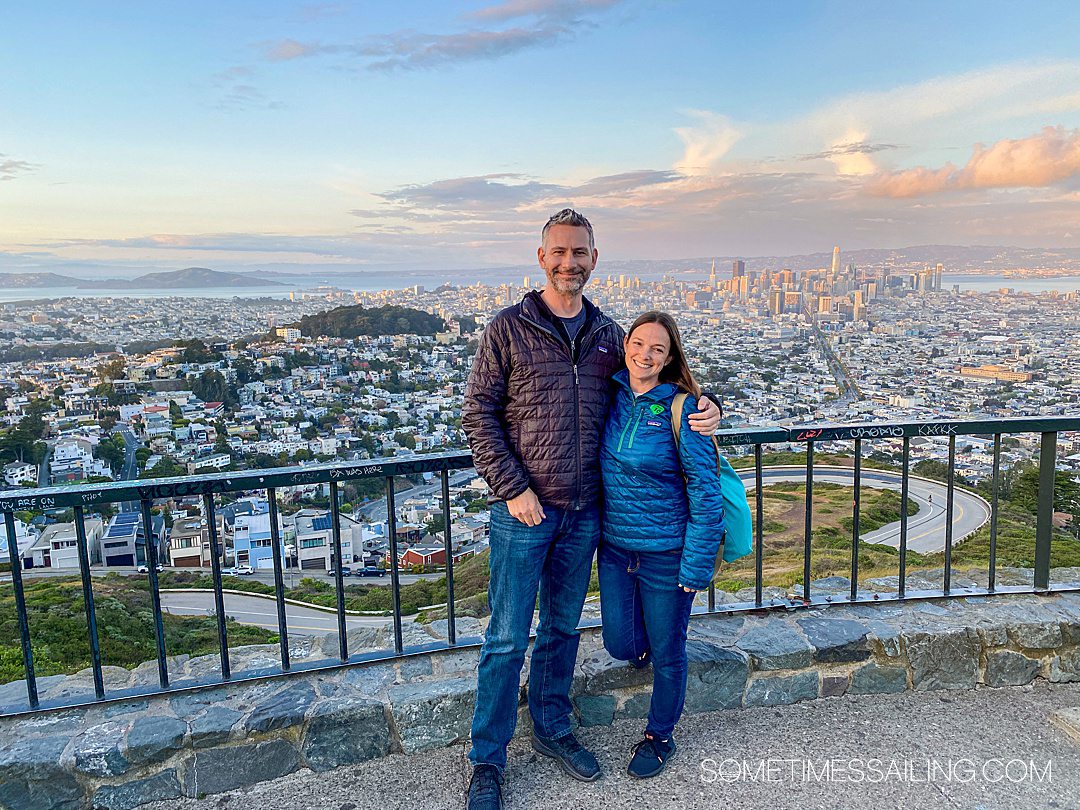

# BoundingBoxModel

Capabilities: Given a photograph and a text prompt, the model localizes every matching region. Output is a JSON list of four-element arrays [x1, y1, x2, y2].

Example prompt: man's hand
[[688, 395, 721, 436], [507, 487, 546, 527]]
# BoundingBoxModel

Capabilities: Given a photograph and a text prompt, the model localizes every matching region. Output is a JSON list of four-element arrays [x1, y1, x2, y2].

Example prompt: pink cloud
[[866, 126, 1080, 197]]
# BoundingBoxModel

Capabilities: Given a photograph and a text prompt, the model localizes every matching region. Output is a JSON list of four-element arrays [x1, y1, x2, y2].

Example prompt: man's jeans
[[597, 542, 695, 740], [469, 500, 600, 770]]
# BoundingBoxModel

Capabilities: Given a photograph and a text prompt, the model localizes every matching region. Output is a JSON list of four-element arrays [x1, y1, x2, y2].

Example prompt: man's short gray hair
[[542, 208, 595, 249]]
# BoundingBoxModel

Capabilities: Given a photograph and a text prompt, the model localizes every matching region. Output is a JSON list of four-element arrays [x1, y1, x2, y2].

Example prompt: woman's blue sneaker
[[627, 732, 676, 778]]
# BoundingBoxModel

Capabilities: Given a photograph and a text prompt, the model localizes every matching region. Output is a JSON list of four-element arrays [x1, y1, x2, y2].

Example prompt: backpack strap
[[671, 391, 722, 475], [671, 392, 688, 447]]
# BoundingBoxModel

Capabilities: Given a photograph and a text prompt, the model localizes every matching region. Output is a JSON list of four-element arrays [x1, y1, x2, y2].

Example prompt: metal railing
[[2, 416, 1078, 717]]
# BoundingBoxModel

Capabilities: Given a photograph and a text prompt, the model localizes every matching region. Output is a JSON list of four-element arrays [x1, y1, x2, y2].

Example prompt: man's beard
[[549, 270, 590, 294]]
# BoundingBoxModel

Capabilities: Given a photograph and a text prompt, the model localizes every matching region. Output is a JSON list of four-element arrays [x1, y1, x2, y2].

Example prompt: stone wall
[[4, 589, 1080, 810]]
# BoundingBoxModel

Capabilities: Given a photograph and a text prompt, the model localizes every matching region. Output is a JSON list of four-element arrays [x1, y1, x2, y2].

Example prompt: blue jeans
[[597, 542, 695, 739], [469, 500, 600, 770]]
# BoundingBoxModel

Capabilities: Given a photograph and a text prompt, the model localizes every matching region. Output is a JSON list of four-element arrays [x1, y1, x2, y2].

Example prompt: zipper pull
[[573, 365, 579, 385]]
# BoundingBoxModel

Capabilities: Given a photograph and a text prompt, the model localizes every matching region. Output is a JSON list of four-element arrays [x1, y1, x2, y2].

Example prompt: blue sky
[[2, 0, 1080, 276]]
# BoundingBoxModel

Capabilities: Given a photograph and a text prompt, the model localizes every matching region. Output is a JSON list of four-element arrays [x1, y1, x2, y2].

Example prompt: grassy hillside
[[0, 575, 276, 684]]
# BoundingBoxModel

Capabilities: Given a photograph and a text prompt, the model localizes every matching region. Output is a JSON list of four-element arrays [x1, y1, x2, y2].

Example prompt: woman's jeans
[[598, 542, 695, 740], [469, 500, 600, 770]]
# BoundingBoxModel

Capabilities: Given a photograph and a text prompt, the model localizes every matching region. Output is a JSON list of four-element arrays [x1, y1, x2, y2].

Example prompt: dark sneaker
[[627, 732, 676, 779], [531, 731, 602, 782], [630, 649, 651, 669], [467, 764, 503, 810]]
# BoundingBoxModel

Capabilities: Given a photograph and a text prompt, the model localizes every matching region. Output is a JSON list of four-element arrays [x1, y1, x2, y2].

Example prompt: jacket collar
[[521, 289, 603, 330], [612, 368, 677, 402]]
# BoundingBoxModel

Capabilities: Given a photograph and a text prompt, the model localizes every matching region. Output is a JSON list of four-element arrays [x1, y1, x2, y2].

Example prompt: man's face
[[538, 224, 597, 295]]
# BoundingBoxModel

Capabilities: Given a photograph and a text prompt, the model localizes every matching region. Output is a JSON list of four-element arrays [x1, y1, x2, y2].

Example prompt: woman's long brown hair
[[625, 311, 702, 399]]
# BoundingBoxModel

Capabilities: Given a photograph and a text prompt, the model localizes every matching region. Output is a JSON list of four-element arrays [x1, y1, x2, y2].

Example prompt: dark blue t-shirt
[[559, 308, 587, 345]]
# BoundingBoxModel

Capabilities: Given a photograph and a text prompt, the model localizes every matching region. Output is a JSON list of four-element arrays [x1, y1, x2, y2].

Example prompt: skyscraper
[[732, 260, 745, 279], [935, 263, 943, 291], [709, 260, 717, 287], [831, 246, 841, 276]]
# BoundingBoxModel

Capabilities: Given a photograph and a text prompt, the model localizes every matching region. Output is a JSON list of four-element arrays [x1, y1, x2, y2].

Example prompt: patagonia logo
[[646, 420, 662, 427], [598, 346, 608, 353], [649, 404, 665, 415]]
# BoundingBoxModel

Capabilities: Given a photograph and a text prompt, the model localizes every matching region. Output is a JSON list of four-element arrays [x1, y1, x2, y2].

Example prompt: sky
[[2, 0, 1080, 277]]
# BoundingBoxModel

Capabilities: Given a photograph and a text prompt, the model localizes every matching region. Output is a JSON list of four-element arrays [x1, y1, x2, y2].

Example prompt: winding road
[[736, 465, 990, 554], [159, 590, 390, 632]]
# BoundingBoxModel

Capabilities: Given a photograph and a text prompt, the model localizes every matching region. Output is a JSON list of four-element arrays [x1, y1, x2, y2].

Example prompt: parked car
[[327, 566, 352, 577], [137, 564, 164, 573], [354, 566, 386, 578], [225, 565, 254, 576]]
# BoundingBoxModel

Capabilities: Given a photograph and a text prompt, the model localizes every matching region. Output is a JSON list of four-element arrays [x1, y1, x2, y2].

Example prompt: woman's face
[[624, 321, 672, 391]]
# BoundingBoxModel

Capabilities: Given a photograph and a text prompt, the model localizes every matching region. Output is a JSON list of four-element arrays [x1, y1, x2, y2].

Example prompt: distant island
[[0, 267, 284, 289], [289, 304, 446, 338]]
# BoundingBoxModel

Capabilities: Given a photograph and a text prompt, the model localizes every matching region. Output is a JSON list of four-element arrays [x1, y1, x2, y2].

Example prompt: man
[[462, 209, 719, 809]]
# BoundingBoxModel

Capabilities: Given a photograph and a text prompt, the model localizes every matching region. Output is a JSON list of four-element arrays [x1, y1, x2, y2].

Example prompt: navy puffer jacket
[[600, 369, 727, 590], [463, 291, 624, 510]]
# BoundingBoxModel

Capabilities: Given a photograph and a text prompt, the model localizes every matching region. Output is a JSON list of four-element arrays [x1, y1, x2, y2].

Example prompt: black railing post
[[139, 498, 169, 688], [73, 505, 105, 699], [898, 438, 910, 599], [803, 441, 814, 603], [754, 444, 764, 607], [266, 487, 290, 670], [440, 469, 457, 645], [4, 511, 37, 708], [329, 482, 348, 662], [850, 439, 862, 601], [944, 436, 956, 594], [989, 434, 1001, 592], [386, 477, 404, 654], [1034, 431, 1057, 591], [202, 494, 230, 680]]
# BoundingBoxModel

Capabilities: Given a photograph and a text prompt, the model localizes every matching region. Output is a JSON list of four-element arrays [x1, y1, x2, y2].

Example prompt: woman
[[598, 310, 726, 778]]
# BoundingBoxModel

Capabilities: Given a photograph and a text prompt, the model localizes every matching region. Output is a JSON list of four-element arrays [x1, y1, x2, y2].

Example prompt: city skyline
[[3, 1, 1080, 278]]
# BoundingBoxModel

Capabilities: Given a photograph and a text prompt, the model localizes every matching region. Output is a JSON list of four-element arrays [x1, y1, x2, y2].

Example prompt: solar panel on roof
[[312, 515, 332, 531]]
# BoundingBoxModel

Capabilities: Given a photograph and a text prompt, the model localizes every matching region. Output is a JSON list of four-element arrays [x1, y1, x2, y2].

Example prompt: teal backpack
[[671, 393, 754, 570]]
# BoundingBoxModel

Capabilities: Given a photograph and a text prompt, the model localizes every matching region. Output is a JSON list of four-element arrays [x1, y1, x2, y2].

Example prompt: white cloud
[[673, 111, 742, 177]]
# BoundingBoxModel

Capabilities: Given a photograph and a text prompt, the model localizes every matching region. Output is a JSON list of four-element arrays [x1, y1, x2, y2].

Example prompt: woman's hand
[[679, 584, 697, 593]]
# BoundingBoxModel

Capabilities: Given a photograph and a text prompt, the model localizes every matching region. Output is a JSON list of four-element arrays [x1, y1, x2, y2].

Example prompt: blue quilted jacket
[[599, 369, 727, 590]]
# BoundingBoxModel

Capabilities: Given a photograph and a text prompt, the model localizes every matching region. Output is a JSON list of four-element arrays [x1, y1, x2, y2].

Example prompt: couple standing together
[[462, 209, 742, 809]]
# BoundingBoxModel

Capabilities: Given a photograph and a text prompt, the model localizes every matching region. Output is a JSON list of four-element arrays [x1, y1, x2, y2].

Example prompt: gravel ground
[[145, 680, 1080, 810]]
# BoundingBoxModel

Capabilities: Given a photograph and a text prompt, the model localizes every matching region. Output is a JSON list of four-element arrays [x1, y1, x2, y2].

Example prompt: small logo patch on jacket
[[649, 404, 665, 415], [598, 346, 608, 353], [646, 420, 662, 427]]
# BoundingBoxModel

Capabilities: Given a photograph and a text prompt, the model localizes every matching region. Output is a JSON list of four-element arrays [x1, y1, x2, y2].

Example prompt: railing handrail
[[5, 416, 1078, 510], [0, 450, 475, 510]]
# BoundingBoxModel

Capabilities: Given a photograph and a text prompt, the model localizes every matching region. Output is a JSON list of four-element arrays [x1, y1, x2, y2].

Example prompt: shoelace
[[557, 734, 585, 756], [471, 767, 502, 800], [631, 735, 664, 763]]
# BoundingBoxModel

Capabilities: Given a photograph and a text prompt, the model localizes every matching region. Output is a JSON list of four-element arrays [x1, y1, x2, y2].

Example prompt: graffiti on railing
[[329, 464, 384, 480], [847, 425, 905, 439], [794, 429, 823, 441], [917, 422, 958, 437]]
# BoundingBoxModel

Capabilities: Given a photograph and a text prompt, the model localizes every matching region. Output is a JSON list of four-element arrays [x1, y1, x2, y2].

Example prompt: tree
[[232, 357, 257, 386], [395, 431, 416, 450], [1010, 465, 1080, 515], [169, 400, 182, 420], [192, 370, 236, 408], [425, 514, 446, 536]]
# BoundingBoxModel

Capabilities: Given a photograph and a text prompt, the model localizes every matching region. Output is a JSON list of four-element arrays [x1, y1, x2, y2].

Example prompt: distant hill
[[122, 267, 284, 288], [0, 267, 283, 289], [291, 304, 446, 338]]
